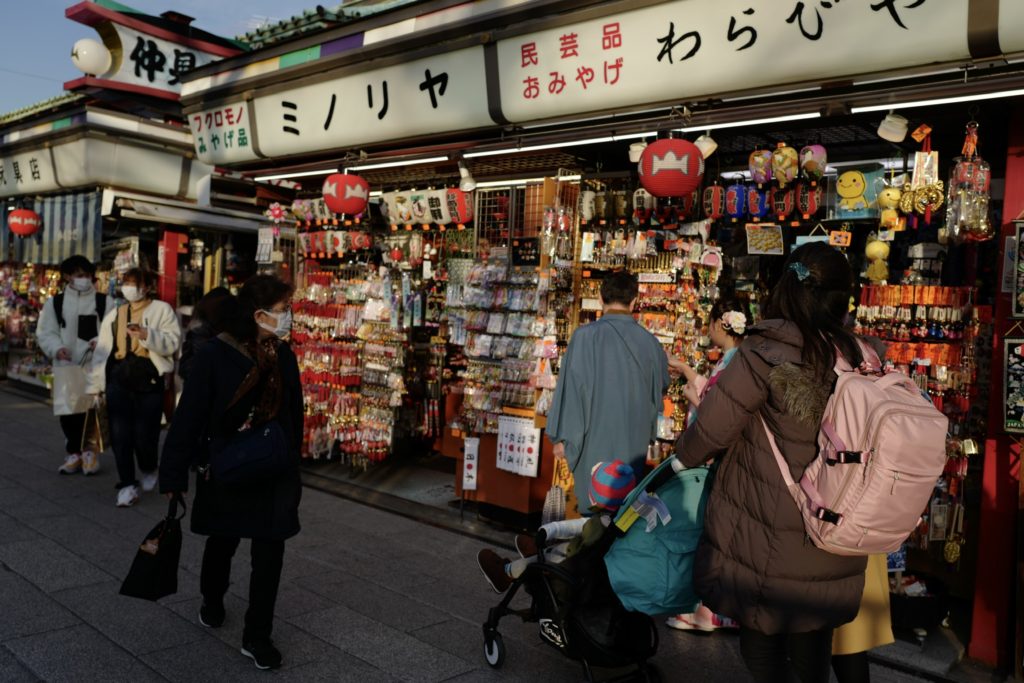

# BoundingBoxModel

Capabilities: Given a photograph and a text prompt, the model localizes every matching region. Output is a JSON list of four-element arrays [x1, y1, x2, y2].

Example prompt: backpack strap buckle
[[825, 450, 866, 466], [815, 507, 843, 525]]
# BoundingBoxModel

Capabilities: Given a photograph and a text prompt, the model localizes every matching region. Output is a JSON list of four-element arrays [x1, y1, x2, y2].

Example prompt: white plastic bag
[[52, 363, 90, 416]]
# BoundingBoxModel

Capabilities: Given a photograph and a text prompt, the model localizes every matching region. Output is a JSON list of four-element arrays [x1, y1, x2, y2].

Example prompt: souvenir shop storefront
[[0, 100, 273, 391], [178, 0, 1024, 674]]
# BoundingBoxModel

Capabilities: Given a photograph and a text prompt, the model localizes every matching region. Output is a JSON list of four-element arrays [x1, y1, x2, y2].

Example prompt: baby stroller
[[481, 458, 708, 682]]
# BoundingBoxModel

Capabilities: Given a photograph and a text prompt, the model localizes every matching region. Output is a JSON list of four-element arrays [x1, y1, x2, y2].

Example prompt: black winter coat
[[160, 336, 304, 541]]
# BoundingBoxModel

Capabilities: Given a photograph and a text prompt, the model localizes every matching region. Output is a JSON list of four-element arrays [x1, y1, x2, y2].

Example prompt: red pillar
[[157, 231, 187, 305], [969, 97, 1024, 669]]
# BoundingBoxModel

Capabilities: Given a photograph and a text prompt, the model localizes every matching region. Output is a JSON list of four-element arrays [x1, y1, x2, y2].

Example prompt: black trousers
[[832, 652, 870, 683], [58, 413, 88, 454], [739, 627, 834, 683], [106, 378, 163, 489], [200, 536, 285, 643]]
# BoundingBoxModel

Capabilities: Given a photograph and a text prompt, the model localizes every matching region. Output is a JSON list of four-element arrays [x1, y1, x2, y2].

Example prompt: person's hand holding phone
[[126, 323, 148, 341]]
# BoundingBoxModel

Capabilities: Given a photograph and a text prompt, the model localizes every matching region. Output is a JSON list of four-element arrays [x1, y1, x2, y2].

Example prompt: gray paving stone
[[0, 487, 67, 519], [286, 604, 474, 682], [273, 657, 397, 682], [141, 633, 258, 682], [0, 537, 111, 593], [299, 573, 448, 633], [228, 579, 338, 621], [4, 624, 165, 683], [0, 643, 39, 682], [0, 512, 42, 545], [0, 565, 80, 641], [52, 579, 206, 656]]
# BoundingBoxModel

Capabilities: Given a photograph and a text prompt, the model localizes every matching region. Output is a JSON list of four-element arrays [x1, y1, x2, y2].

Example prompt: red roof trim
[[64, 77, 181, 102], [65, 2, 241, 58]]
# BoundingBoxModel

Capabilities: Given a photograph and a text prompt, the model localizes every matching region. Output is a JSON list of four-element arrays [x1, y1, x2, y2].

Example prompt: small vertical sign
[[463, 437, 480, 491]]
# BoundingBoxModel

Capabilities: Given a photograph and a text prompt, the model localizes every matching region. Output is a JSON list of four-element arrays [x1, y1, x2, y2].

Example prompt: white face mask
[[258, 309, 292, 339], [121, 285, 144, 303], [70, 277, 93, 292]]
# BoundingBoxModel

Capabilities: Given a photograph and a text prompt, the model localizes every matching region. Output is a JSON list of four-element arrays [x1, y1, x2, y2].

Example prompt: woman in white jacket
[[88, 268, 181, 507]]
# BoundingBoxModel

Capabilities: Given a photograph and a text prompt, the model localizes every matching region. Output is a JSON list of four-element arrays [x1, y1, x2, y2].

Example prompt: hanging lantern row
[[750, 144, 827, 187]]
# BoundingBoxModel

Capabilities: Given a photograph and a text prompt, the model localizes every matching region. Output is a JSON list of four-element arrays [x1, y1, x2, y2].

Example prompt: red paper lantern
[[323, 174, 369, 215], [638, 139, 705, 198], [349, 232, 372, 250], [702, 184, 725, 220], [770, 186, 796, 220], [797, 182, 823, 218], [446, 188, 474, 224], [8, 208, 41, 236]]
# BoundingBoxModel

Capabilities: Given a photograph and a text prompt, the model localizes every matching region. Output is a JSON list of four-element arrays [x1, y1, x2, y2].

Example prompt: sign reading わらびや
[[496, 0, 970, 122]]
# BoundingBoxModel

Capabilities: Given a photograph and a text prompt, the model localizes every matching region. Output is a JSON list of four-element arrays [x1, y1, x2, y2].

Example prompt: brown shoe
[[514, 534, 538, 559], [477, 550, 513, 593]]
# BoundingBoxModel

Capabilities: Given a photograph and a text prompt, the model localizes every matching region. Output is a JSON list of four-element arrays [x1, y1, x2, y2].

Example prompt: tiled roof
[[0, 93, 85, 126], [236, 0, 422, 49]]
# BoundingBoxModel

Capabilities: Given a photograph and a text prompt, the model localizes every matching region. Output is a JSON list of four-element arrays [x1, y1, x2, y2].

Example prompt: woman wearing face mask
[[88, 268, 181, 507], [160, 275, 303, 671]]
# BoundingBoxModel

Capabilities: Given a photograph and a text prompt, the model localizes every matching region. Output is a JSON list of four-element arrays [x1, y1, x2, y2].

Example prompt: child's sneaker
[[81, 451, 100, 476], [712, 614, 739, 630], [58, 453, 82, 475], [665, 614, 714, 632], [514, 534, 538, 559], [116, 485, 139, 508], [477, 549, 513, 593]]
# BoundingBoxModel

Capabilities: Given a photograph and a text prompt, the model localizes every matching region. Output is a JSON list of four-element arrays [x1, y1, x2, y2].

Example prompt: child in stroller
[[477, 460, 664, 682]]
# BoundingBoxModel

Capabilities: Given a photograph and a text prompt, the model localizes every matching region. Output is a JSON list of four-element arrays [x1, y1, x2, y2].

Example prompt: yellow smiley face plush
[[837, 171, 868, 210]]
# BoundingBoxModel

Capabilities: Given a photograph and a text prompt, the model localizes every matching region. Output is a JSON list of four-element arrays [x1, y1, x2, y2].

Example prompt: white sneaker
[[116, 485, 139, 508], [140, 471, 158, 492], [58, 453, 82, 475], [81, 451, 100, 476]]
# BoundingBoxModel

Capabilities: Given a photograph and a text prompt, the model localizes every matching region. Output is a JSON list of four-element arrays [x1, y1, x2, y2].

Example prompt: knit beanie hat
[[589, 460, 637, 512]]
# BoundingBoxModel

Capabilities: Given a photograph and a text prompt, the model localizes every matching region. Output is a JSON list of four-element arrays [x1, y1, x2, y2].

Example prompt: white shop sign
[[497, 0, 970, 123], [102, 24, 220, 96], [0, 138, 210, 200], [496, 415, 541, 478], [192, 46, 490, 165], [463, 436, 480, 491]]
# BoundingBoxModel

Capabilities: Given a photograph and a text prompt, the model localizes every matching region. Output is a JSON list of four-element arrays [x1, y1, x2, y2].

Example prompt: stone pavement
[[0, 388, 940, 682]]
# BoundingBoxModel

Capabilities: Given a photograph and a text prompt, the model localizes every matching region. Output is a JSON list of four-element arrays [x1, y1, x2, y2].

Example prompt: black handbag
[[119, 495, 185, 601], [210, 419, 290, 485]]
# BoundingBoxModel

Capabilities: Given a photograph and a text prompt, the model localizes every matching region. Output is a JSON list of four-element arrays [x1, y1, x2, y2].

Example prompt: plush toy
[[877, 186, 904, 230], [837, 171, 869, 211], [864, 237, 890, 285]]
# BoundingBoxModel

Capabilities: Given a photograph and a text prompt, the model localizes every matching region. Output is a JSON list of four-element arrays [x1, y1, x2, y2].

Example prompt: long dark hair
[[193, 287, 231, 332], [766, 243, 861, 377], [220, 275, 293, 343]]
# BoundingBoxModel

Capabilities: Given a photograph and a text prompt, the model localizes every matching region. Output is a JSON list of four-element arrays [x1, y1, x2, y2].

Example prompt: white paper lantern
[[71, 39, 112, 76]]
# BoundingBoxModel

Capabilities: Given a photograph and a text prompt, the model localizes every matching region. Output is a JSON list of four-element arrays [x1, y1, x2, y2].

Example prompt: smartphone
[[126, 323, 141, 331]]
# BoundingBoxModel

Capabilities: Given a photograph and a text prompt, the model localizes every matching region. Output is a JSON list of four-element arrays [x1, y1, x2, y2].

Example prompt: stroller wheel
[[483, 632, 506, 668]]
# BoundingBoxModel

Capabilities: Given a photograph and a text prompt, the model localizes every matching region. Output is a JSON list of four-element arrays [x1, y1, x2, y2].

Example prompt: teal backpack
[[603, 457, 711, 615]]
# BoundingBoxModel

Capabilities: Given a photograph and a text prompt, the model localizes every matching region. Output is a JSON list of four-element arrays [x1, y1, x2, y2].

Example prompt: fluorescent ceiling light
[[474, 177, 546, 188], [345, 155, 449, 171], [255, 168, 335, 181], [677, 112, 821, 133], [369, 191, 383, 197], [851, 88, 1024, 113], [721, 86, 822, 102], [464, 132, 655, 159]]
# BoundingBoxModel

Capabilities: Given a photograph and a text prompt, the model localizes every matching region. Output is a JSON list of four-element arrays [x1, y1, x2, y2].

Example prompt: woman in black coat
[[160, 275, 303, 671]]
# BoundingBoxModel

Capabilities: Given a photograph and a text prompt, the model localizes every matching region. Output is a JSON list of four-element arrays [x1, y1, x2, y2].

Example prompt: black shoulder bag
[[109, 306, 162, 393], [209, 374, 290, 485], [119, 494, 185, 601]]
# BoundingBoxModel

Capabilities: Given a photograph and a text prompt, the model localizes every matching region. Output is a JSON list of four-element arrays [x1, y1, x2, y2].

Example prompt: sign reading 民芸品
[[496, 0, 970, 122], [191, 45, 491, 166]]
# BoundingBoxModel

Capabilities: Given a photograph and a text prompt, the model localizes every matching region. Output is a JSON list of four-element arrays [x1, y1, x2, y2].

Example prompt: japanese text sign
[[496, 415, 541, 478], [104, 25, 219, 95], [497, 0, 968, 122]]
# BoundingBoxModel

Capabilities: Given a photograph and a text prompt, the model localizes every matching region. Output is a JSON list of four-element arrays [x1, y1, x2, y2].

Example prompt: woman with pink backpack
[[675, 243, 869, 682]]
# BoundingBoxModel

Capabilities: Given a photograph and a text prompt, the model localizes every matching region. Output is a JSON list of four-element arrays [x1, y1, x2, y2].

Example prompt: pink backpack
[[760, 344, 948, 556]]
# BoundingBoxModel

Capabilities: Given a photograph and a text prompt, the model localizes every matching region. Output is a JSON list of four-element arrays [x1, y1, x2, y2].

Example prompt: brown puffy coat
[[676, 319, 866, 635]]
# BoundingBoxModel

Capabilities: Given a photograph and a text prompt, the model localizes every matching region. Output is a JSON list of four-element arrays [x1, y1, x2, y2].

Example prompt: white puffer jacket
[[35, 287, 108, 365], [87, 299, 182, 394]]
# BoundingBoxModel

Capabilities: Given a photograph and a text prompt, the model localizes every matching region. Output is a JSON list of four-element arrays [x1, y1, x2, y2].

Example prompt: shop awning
[[2, 190, 102, 265], [107, 190, 276, 234]]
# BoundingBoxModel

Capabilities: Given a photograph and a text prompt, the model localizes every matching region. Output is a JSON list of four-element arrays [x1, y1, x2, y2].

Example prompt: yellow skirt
[[833, 554, 895, 655]]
